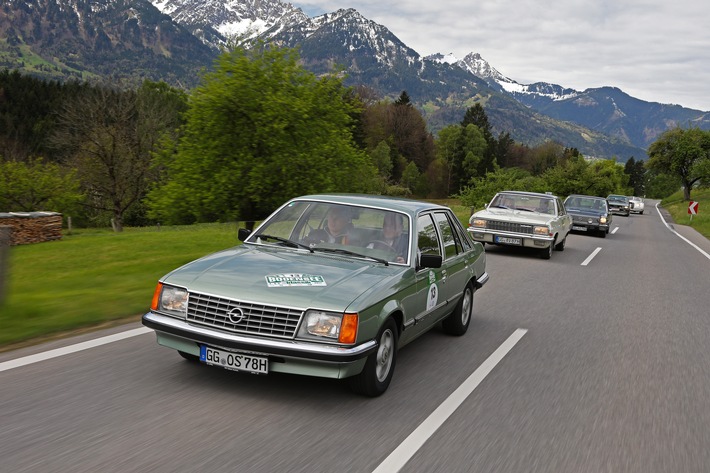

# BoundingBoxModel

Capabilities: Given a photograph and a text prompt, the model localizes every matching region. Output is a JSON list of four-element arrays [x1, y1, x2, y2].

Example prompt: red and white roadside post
[[688, 201, 699, 221]]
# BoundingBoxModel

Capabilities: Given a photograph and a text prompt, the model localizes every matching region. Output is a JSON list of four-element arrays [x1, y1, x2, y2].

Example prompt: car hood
[[161, 244, 406, 312], [473, 208, 555, 225], [567, 209, 606, 217]]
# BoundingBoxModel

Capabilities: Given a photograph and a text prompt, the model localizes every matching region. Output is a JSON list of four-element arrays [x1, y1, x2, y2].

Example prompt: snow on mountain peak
[[150, 0, 309, 40]]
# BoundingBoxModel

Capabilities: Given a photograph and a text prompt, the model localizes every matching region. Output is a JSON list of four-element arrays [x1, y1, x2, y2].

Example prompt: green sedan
[[142, 194, 489, 396]]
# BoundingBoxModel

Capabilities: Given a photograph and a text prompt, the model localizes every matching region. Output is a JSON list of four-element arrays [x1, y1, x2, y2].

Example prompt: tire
[[554, 236, 566, 251], [349, 318, 397, 397], [442, 283, 473, 336], [540, 241, 553, 259], [599, 230, 607, 238], [179, 351, 199, 362]]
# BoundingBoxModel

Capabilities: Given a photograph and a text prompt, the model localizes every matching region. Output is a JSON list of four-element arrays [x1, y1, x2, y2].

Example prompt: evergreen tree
[[394, 90, 412, 107], [461, 103, 497, 174]]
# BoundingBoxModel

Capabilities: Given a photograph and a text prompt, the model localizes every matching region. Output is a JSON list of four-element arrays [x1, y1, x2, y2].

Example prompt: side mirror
[[418, 254, 442, 269], [238, 228, 251, 242]]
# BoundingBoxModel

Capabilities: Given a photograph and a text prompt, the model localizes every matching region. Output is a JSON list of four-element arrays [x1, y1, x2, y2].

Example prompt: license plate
[[572, 225, 587, 231], [495, 236, 522, 245], [200, 345, 268, 374]]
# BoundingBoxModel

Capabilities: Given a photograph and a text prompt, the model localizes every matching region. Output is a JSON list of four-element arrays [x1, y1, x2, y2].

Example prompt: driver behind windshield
[[307, 205, 355, 244]]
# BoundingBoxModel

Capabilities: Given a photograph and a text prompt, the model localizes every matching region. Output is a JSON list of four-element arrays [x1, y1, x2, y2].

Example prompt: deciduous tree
[[0, 157, 83, 212], [148, 46, 376, 227], [647, 127, 710, 200], [53, 82, 184, 231]]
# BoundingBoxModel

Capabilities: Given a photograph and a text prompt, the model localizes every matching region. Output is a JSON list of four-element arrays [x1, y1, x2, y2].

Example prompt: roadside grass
[[661, 188, 710, 239], [429, 198, 475, 224], [0, 223, 241, 349]]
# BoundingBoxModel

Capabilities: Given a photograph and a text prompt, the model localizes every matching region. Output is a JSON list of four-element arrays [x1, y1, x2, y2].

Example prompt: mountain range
[[2, 0, 709, 161]]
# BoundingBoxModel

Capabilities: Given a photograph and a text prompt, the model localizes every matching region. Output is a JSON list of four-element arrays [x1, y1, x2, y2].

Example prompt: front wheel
[[540, 241, 553, 259], [554, 235, 566, 251], [442, 283, 473, 336], [349, 319, 398, 397]]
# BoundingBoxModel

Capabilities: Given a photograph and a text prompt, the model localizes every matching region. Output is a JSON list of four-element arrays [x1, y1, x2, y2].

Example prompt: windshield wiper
[[253, 234, 313, 252], [312, 247, 389, 266]]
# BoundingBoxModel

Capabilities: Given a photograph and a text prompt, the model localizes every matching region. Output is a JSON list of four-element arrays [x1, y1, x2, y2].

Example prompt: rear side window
[[433, 212, 460, 259], [417, 214, 441, 257], [450, 213, 473, 251]]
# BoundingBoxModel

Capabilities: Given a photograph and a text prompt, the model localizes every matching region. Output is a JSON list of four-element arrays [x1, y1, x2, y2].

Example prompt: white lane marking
[[372, 328, 528, 473], [581, 247, 602, 266], [611, 226, 619, 234], [656, 203, 710, 261], [0, 327, 152, 373]]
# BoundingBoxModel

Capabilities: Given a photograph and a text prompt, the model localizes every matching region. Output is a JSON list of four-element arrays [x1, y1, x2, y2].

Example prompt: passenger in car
[[367, 212, 408, 263], [536, 200, 553, 214]]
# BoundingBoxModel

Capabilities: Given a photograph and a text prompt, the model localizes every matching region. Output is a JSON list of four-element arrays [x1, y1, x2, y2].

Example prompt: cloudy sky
[[292, 0, 710, 112]]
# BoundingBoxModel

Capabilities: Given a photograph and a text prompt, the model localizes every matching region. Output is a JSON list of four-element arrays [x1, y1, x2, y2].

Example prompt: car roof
[[497, 190, 559, 199], [565, 194, 606, 201], [291, 194, 449, 215]]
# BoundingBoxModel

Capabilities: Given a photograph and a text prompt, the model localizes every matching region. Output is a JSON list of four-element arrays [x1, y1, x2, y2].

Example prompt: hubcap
[[461, 288, 472, 325], [376, 329, 394, 382]]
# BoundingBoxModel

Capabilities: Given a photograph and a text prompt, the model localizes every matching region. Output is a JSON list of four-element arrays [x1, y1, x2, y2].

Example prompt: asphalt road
[[2, 200, 709, 473]]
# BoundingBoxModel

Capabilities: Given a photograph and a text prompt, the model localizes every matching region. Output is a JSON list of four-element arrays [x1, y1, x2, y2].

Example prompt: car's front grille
[[572, 215, 598, 224], [186, 293, 303, 339], [487, 221, 534, 234]]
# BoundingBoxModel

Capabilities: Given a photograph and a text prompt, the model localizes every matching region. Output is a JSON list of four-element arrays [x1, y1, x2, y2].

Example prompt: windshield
[[490, 193, 556, 215], [564, 197, 607, 213], [246, 201, 412, 265]]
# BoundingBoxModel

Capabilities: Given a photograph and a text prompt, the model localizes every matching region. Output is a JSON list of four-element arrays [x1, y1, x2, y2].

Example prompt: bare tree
[[52, 84, 181, 231]]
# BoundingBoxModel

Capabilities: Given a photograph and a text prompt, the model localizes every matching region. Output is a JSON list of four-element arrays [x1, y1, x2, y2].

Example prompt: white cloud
[[293, 0, 710, 110]]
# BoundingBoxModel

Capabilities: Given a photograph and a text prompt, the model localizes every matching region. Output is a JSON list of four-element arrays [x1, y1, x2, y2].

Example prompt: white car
[[628, 196, 645, 214], [468, 191, 572, 259]]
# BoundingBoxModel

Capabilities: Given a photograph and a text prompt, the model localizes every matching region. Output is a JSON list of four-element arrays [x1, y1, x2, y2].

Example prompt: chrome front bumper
[[468, 228, 554, 248], [142, 312, 377, 363]]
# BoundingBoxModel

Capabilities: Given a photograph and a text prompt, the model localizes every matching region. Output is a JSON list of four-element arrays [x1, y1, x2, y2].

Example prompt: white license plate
[[200, 345, 268, 374], [572, 225, 587, 231], [495, 236, 522, 245]]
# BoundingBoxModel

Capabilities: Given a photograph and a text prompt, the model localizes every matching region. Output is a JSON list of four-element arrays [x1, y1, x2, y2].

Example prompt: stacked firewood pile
[[0, 212, 63, 245]]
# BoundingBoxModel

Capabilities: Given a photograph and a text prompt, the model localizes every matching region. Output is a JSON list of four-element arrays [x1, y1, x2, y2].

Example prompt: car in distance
[[628, 196, 645, 214], [142, 194, 489, 396], [563, 194, 612, 238], [468, 190, 572, 259], [607, 194, 632, 216]]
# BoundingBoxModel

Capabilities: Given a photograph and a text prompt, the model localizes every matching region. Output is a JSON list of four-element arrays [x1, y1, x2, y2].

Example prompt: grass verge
[[0, 223, 241, 350], [661, 188, 710, 239]]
